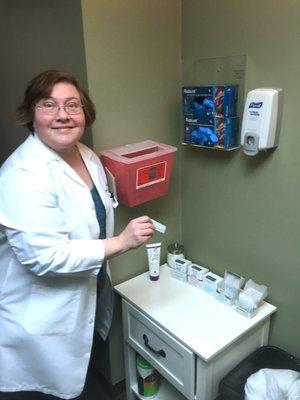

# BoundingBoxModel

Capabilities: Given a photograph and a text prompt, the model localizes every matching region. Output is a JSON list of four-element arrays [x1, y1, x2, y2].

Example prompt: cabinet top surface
[[114, 264, 277, 361]]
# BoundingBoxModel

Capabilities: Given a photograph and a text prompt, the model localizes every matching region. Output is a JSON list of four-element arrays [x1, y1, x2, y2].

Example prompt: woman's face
[[33, 82, 86, 154]]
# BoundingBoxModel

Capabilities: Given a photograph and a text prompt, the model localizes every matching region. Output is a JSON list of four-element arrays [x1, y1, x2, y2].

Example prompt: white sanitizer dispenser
[[241, 87, 283, 156]]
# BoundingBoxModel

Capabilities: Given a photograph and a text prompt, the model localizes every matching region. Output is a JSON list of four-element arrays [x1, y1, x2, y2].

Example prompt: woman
[[0, 70, 154, 399]]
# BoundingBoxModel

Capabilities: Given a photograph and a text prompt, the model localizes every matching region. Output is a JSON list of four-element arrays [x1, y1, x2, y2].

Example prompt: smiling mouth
[[52, 127, 74, 130]]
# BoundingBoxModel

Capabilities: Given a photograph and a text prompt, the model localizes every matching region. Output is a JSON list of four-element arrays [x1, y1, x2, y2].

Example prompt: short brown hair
[[16, 70, 96, 132]]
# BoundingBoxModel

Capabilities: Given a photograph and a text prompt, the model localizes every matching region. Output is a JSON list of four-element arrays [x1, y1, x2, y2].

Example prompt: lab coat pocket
[[23, 285, 81, 336]]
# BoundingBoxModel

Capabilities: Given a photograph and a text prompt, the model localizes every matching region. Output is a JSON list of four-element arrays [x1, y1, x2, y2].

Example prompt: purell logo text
[[249, 102, 263, 109], [250, 111, 260, 116], [183, 88, 197, 94], [186, 118, 198, 123]]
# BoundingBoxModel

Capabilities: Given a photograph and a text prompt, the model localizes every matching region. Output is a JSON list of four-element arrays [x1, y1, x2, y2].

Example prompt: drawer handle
[[142, 334, 166, 358]]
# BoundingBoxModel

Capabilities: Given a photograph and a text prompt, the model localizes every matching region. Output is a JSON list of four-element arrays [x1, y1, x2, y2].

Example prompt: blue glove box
[[182, 85, 238, 119], [183, 115, 240, 150]]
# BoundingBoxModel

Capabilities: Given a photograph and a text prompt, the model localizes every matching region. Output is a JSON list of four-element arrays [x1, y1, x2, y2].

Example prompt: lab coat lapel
[[32, 134, 86, 188], [79, 146, 109, 211], [60, 161, 87, 188]]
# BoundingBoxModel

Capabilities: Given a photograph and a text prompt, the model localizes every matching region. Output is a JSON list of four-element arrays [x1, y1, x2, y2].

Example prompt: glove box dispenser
[[100, 140, 177, 207]]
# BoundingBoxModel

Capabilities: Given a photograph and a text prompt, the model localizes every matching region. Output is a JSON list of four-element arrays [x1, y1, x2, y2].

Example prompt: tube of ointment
[[146, 243, 161, 281]]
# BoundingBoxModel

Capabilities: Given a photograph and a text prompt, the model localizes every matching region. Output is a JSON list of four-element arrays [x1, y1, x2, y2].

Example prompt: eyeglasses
[[35, 101, 84, 115]]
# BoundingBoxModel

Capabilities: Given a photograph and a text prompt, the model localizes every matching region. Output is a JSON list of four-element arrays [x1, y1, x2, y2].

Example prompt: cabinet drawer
[[122, 300, 195, 399]]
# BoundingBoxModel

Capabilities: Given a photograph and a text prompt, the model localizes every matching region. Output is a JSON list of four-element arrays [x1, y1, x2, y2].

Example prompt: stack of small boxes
[[182, 85, 239, 150], [170, 258, 191, 282], [202, 271, 224, 295], [169, 257, 268, 318], [170, 257, 225, 295], [187, 263, 209, 288]]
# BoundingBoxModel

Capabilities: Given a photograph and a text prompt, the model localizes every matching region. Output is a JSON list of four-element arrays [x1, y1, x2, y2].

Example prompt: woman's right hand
[[104, 216, 155, 258], [118, 216, 155, 250]]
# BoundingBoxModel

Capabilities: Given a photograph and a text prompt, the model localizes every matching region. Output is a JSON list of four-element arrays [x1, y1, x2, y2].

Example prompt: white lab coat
[[0, 134, 114, 399]]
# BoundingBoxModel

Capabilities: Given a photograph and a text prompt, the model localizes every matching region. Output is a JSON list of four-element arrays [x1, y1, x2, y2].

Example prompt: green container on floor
[[136, 354, 159, 398]]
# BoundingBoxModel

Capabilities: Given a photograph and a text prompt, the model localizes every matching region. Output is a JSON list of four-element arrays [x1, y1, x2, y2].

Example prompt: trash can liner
[[218, 346, 300, 400], [245, 368, 300, 400]]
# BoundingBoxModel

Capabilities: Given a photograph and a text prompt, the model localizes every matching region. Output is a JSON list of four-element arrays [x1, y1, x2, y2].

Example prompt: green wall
[[81, 0, 181, 383], [182, 0, 300, 355], [81, 0, 181, 284], [81, 0, 300, 383]]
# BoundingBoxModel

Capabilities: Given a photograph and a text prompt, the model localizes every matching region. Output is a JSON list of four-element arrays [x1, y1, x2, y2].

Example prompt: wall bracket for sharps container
[[241, 87, 283, 156], [100, 140, 177, 207]]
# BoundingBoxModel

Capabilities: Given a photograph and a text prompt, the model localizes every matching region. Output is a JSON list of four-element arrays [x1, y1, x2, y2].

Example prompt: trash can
[[218, 346, 300, 400]]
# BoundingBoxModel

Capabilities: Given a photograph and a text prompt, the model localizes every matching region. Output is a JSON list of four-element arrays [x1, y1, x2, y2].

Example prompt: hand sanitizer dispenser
[[241, 87, 283, 156]]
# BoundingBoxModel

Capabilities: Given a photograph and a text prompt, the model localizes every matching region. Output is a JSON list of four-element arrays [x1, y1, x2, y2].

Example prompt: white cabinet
[[123, 300, 194, 399], [115, 265, 276, 400]]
